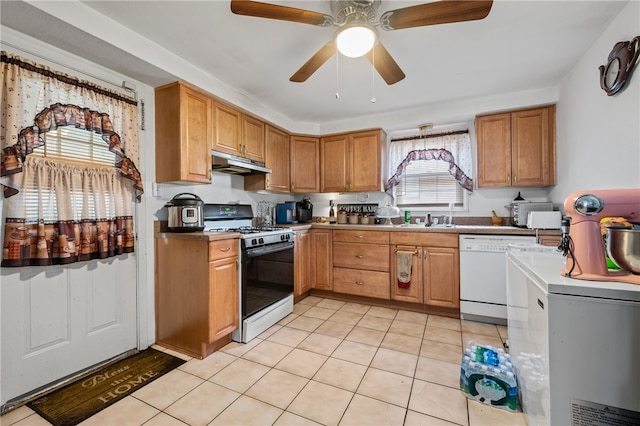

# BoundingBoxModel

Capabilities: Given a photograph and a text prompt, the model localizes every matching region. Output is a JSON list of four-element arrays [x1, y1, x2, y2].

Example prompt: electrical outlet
[[152, 182, 161, 197]]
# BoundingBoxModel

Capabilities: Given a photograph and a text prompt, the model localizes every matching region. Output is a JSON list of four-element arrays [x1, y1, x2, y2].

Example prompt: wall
[[551, 0, 640, 205]]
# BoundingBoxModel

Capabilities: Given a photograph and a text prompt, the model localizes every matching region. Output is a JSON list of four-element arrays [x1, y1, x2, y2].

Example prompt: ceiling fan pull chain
[[335, 53, 340, 99], [371, 47, 376, 103]]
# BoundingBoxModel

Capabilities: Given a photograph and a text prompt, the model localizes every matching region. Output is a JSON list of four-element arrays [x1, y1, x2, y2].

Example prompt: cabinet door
[[244, 125, 290, 192], [155, 82, 212, 183], [213, 102, 242, 156], [423, 247, 459, 309], [242, 114, 265, 162], [209, 256, 239, 343], [291, 136, 320, 193], [294, 230, 312, 297], [476, 112, 511, 188], [320, 134, 349, 192], [511, 107, 554, 186], [391, 245, 423, 303], [311, 229, 333, 291], [350, 130, 382, 192]]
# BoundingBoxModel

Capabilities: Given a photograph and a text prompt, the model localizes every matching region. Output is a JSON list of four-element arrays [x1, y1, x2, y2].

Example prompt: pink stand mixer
[[562, 188, 640, 284]]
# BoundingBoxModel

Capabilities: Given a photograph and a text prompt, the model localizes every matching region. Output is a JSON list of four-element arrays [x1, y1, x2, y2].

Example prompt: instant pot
[[165, 193, 205, 232]]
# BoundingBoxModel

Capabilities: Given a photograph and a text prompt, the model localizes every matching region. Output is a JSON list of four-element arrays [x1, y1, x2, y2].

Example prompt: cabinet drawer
[[208, 239, 238, 261], [333, 242, 389, 271], [389, 232, 458, 248], [333, 230, 389, 244], [333, 267, 390, 299]]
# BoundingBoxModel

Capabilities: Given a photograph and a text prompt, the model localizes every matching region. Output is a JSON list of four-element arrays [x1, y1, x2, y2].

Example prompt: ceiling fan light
[[336, 25, 376, 58]]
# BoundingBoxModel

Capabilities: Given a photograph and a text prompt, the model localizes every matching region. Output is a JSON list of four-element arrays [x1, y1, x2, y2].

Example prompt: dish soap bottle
[[329, 200, 336, 224]]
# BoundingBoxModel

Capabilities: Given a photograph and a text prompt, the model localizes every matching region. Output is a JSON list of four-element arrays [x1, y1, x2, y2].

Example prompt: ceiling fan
[[230, 0, 493, 85]]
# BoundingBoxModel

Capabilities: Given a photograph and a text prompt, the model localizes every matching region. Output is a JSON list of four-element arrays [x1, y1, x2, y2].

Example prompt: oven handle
[[244, 241, 294, 258]]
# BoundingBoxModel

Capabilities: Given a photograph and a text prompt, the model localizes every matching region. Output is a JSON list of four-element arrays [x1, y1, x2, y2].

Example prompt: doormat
[[27, 348, 186, 426]]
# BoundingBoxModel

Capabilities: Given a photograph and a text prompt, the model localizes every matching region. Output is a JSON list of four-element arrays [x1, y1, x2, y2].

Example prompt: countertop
[[303, 223, 560, 237], [154, 222, 561, 240]]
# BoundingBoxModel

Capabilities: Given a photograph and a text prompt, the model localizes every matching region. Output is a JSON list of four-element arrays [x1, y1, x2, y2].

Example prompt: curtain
[[3, 157, 134, 266], [386, 131, 474, 193], [0, 52, 143, 199], [0, 52, 142, 267]]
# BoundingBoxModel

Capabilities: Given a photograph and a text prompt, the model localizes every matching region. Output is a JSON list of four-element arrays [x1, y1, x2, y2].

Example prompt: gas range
[[202, 204, 293, 249]]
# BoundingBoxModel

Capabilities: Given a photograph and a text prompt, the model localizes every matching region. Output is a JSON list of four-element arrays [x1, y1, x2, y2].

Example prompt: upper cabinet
[[245, 125, 290, 193], [290, 135, 320, 193], [476, 105, 556, 188], [213, 102, 265, 163], [320, 129, 386, 192], [155, 81, 212, 184]]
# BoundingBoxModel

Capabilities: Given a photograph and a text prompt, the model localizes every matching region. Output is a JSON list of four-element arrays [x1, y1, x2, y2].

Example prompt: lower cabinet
[[155, 237, 239, 359], [332, 230, 390, 299], [294, 229, 312, 298], [390, 233, 460, 309], [311, 228, 333, 291], [390, 245, 423, 303]]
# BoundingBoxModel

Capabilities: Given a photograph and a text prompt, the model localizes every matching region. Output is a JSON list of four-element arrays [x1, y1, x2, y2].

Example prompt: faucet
[[424, 213, 431, 227]]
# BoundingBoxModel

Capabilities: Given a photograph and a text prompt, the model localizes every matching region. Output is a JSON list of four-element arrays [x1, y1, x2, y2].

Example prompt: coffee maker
[[562, 188, 640, 284], [296, 197, 313, 224]]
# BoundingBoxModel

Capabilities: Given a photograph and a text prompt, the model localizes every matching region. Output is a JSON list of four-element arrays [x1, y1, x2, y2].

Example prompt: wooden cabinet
[[245, 125, 290, 192], [294, 229, 312, 298], [332, 230, 390, 300], [311, 229, 333, 291], [390, 232, 459, 309], [155, 81, 212, 183], [155, 237, 238, 359], [390, 246, 423, 304], [290, 135, 320, 193], [320, 129, 386, 192], [213, 102, 265, 163], [476, 105, 556, 188]]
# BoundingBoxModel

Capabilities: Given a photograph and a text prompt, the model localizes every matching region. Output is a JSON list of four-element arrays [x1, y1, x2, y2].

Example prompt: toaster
[[511, 202, 554, 227]]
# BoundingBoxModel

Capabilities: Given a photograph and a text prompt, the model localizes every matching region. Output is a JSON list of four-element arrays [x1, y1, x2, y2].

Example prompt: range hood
[[211, 150, 271, 175]]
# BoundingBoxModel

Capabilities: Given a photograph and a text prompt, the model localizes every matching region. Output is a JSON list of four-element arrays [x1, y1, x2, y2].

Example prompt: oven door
[[241, 241, 294, 319]]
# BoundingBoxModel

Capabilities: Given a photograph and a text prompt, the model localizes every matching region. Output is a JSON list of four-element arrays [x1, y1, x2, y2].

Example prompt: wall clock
[[599, 36, 640, 96]]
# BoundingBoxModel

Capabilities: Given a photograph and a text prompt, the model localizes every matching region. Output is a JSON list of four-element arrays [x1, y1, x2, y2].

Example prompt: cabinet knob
[[513, 175, 518, 184], [355, 255, 364, 259], [506, 174, 511, 184], [355, 281, 364, 285], [354, 235, 364, 239]]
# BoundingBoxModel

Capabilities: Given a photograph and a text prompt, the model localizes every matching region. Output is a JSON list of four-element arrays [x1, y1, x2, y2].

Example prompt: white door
[[1, 254, 137, 410]]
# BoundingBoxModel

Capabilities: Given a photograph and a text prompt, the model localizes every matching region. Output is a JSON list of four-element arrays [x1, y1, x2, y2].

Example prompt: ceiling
[[0, 1, 628, 128]]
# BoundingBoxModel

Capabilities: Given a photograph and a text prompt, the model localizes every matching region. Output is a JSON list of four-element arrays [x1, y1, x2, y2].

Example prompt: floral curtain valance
[[386, 130, 474, 194], [0, 51, 143, 200]]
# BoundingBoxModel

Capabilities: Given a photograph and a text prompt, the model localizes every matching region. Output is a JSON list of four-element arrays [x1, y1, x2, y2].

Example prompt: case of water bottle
[[459, 340, 519, 412]]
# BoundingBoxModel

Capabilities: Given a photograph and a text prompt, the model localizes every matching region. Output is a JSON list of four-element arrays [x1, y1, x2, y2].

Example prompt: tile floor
[[2, 297, 527, 426]]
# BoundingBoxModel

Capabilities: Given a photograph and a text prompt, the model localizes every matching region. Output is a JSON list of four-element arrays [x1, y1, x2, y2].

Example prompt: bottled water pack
[[459, 340, 518, 412]]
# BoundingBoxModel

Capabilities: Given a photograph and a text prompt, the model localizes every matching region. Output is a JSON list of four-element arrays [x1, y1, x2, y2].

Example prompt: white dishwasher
[[459, 234, 535, 325]]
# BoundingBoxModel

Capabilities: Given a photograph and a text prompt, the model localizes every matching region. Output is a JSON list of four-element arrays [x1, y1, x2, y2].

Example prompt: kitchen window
[[386, 129, 473, 210]]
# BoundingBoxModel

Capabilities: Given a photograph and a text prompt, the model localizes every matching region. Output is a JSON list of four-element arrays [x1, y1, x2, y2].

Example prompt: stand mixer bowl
[[607, 228, 640, 274]]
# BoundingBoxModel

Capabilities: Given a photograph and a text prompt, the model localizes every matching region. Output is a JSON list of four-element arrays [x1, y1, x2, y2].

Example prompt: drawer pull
[[354, 235, 364, 239], [355, 281, 364, 285], [355, 255, 364, 259], [219, 247, 231, 252]]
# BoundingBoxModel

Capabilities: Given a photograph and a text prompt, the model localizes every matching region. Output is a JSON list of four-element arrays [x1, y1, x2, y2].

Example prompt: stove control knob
[[251, 238, 258, 246], [258, 237, 264, 245]]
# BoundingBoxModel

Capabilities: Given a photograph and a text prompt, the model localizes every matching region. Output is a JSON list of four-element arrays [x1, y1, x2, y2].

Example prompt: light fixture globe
[[335, 24, 377, 58]]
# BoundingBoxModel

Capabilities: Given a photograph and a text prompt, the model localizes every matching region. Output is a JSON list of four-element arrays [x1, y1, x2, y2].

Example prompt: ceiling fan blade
[[366, 43, 406, 85], [290, 41, 337, 83], [230, 0, 333, 26], [380, 0, 493, 30]]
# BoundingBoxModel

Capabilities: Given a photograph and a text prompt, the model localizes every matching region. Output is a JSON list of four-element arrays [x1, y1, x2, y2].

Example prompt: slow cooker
[[165, 193, 205, 232]]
